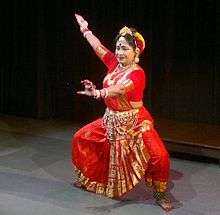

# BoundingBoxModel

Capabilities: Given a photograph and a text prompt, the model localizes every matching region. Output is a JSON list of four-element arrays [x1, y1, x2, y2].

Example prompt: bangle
[[94, 90, 101, 99], [81, 27, 88, 34], [94, 88, 109, 99], [99, 88, 109, 98], [104, 88, 109, 98], [83, 30, 92, 38], [100, 89, 106, 98]]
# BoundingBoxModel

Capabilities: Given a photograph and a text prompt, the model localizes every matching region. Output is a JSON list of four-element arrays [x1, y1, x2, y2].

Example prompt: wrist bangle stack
[[94, 90, 101, 99], [81, 27, 88, 33], [105, 88, 109, 98], [94, 88, 109, 100], [100, 88, 109, 98], [83, 30, 92, 38]]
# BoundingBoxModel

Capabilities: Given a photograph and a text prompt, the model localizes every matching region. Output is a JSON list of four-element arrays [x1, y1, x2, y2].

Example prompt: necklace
[[118, 63, 135, 72], [104, 63, 136, 86]]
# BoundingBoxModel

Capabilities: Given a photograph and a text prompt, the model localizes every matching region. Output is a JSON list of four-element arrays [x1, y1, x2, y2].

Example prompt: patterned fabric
[[72, 48, 170, 197]]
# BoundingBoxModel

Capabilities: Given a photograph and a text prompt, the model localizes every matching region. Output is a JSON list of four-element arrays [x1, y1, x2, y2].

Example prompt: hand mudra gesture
[[77, 79, 96, 97], [74, 14, 89, 32]]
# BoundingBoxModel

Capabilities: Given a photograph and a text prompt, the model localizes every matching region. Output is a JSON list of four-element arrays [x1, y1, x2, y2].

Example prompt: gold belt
[[103, 108, 139, 141]]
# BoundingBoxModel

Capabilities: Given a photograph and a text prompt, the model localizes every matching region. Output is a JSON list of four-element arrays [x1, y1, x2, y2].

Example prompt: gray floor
[[0, 114, 220, 215]]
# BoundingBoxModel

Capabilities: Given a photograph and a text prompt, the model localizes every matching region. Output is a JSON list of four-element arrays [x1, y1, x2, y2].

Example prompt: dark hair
[[115, 28, 137, 50]]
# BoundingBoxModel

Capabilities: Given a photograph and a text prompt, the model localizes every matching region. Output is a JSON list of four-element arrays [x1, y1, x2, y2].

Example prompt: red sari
[[72, 46, 170, 197]]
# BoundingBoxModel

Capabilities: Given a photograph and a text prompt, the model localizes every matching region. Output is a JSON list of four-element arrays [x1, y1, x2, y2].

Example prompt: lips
[[118, 56, 125, 61]]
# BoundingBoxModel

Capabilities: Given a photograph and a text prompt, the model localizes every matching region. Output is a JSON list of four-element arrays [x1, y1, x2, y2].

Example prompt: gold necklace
[[104, 63, 135, 86], [118, 63, 135, 72]]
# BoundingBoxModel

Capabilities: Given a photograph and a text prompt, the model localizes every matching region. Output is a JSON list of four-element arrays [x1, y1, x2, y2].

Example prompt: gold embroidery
[[74, 109, 152, 198], [96, 45, 108, 59], [117, 95, 133, 110], [84, 131, 91, 138], [130, 101, 143, 109], [103, 65, 139, 87], [153, 181, 168, 193], [140, 120, 153, 132], [104, 109, 150, 196], [146, 177, 153, 187], [103, 108, 139, 141], [121, 79, 134, 92]]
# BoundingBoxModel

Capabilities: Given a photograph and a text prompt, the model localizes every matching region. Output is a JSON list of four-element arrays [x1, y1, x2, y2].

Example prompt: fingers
[[75, 14, 83, 23], [77, 91, 86, 95], [77, 91, 93, 97], [81, 79, 92, 85], [74, 14, 87, 24], [81, 80, 94, 89], [75, 13, 82, 20], [74, 13, 89, 34]]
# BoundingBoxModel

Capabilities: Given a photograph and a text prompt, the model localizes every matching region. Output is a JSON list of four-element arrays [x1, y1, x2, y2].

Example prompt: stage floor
[[0, 114, 220, 215]]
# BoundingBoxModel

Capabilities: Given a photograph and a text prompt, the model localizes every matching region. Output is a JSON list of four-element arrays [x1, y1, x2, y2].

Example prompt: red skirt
[[72, 107, 170, 197]]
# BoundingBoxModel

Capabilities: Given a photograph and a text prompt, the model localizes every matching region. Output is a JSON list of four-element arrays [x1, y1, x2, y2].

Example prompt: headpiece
[[119, 26, 145, 53]]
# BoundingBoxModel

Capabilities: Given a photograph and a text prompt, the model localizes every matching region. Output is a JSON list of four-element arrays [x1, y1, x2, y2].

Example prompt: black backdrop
[[0, 0, 219, 125]]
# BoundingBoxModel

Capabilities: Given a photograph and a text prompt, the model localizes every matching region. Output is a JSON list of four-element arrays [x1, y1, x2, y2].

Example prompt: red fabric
[[72, 49, 170, 194], [135, 36, 145, 53], [103, 69, 147, 110], [72, 118, 110, 183], [126, 69, 146, 101], [72, 107, 169, 186], [143, 129, 170, 182], [102, 50, 118, 72], [103, 51, 146, 101]]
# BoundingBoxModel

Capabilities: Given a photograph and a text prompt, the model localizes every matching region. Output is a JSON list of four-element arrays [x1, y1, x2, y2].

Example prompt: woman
[[72, 14, 173, 211]]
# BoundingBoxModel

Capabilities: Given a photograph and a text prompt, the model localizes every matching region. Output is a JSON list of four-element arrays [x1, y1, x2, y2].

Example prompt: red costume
[[72, 46, 170, 198]]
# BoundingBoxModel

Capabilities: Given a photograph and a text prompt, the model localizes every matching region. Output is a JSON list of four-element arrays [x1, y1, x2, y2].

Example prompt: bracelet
[[94, 90, 101, 99], [83, 30, 92, 38], [81, 27, 88, 33], [105, 88, 109, 98], [100, 88, 109, 98], [94, 88, 109, 99], [100, 89, 106, 98]]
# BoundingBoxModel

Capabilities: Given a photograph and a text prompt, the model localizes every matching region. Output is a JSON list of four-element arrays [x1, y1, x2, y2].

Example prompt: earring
[[135, 56, 139, 63]]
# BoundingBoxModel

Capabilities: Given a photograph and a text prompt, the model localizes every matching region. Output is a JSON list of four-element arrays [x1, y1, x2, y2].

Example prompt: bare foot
[[154, 192, 173, 212]]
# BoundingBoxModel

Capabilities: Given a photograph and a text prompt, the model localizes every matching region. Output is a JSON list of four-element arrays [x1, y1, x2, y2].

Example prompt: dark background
[[0, 0, 219, 125]]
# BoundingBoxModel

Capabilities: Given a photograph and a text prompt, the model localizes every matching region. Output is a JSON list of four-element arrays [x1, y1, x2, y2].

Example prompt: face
[[115, 37, 136, 67]]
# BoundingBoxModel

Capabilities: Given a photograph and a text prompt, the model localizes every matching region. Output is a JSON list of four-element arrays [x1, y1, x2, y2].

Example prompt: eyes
[[116, 45, 132, 51]]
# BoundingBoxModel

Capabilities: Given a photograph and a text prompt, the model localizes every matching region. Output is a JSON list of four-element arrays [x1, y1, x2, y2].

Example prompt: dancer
[[72, 14, 172, 211]]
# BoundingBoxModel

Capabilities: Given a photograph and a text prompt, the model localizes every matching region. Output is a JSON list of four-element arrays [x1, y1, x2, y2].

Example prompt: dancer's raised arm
[[74, 14, 116, 67]]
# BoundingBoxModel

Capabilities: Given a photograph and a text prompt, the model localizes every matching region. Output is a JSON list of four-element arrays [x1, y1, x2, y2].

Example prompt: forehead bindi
[[116, 42, 128, 47], [116, 42, 131, 50]]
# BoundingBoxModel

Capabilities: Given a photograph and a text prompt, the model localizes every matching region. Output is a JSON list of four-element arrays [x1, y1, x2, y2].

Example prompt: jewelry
[[105, 88, 109, 98], [104, 63, 135, 86], [83, 30, 92, 38], [94, 88, 109, 99], [119, 26, 133, 36], [94, 89, 101, 99], [134, 57, 139, 63], [100, 89, 105, 98], [118, 63, 135, 72]]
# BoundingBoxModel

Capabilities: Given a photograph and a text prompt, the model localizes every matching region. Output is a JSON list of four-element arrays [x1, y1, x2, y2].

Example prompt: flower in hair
[[134, 32, 145, 52]]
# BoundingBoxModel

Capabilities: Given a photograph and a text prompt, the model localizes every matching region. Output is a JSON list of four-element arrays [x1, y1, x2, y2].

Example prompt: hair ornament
[[119, 26, 133, 36]]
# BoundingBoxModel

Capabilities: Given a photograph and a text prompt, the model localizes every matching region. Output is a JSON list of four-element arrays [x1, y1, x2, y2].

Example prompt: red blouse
[[97, 47, 147, 111]]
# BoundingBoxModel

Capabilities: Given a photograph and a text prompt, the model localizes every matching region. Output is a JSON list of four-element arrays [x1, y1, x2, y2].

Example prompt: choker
[[118, 63, 135, 71]]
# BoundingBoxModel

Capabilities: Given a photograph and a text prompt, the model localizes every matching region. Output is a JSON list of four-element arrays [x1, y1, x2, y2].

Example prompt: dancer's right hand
[[77, 79, 96, 97], [74, 13, 89, 33]]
